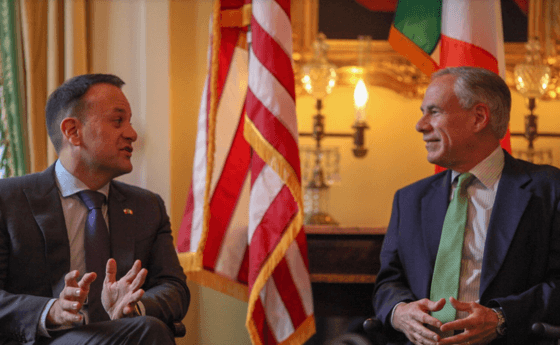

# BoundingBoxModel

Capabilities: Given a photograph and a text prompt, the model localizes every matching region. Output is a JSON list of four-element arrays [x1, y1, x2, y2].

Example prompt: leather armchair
[[363, 317, 560, 345], [170, 321, 186, 338]]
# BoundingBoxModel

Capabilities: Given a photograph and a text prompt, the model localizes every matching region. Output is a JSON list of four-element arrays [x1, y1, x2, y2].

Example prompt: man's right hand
[[393, 298, 446, 345], [46, 270, 96, 327]]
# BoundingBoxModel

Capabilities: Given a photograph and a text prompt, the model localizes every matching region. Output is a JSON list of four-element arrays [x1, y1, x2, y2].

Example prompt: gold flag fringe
[[243, 116, 314, 344]]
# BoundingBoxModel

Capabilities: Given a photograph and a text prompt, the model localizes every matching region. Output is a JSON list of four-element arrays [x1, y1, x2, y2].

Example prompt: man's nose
[[125, 124, 138, 142], [416, 114, 430, 133]]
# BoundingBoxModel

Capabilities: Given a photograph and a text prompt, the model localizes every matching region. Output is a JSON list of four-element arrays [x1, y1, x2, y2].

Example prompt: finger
[[105, 258, 117, 284], [412, 324, 440, 344], [78, 272, 97, 289], [410, 327, 439, 345], [64, 270, 80, 288], [58, 295, 82, 311], [415, 335, 437, 345], [130, 268, 148, 290], [440, 316, 480, 334], [60, 309, 84, 324], [436, 332, 470, 345], [130, 289, 145, 303], [423, 315, 444, 330], [428, 298, 446, 312], [412, 309, 442, 330], [123, 303, 135, 316], [449, 297, 471, 312], [124, 260, 142, 282], [60, 283, 85, 301]]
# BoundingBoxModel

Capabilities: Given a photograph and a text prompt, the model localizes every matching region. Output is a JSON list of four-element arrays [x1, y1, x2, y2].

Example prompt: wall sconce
[[510, 1, 560, 163], [299, 33, 369, 225], [511, 37, 560, 163]]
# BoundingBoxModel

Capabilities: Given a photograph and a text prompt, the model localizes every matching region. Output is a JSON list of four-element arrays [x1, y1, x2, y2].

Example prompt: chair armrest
[[363, 317, 383, 336], [170, 321, 187, 338], [532, 322, 560, 339]]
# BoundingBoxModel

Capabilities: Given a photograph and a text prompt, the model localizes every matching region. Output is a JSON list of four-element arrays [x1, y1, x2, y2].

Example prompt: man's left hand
[[436, 297, 499, 345], [102, 259, 148, 320]]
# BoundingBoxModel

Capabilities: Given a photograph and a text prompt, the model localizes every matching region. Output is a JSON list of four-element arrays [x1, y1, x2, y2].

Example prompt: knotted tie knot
[[455, 172, 475, 198], [78, 190, 106, 210]]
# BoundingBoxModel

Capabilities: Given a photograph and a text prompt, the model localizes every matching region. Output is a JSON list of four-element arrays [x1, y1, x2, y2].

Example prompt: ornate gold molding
[[292, 0, 527, 98]]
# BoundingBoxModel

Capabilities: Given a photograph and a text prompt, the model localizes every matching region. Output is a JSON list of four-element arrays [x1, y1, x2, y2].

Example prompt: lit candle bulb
[[354, 79, 369, 123]]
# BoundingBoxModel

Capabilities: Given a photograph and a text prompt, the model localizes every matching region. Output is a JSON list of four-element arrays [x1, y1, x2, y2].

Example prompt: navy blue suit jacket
[[374, 151, 560, 344], [0, 164, 189, 344]]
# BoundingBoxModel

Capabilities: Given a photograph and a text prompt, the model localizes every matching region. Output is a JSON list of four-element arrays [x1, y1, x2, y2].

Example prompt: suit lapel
[[108, 183, 135, 279], [479, 153, 532, 297], [23, 165, 70, 297], [421, 170, 452, 297]]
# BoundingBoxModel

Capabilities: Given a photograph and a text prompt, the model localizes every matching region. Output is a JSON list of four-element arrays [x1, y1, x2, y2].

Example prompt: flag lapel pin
[[123, 208, 133, 215]]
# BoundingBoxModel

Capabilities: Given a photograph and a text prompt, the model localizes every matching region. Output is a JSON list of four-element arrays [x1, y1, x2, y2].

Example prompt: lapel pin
[[123, 208, 133, 215]]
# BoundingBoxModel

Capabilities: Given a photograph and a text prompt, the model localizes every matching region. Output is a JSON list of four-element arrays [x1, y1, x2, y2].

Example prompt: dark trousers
[[34, 316, 176, 345]]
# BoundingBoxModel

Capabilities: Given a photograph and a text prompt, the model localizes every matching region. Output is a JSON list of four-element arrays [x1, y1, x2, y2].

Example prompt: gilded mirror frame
[[291, 0, 527, 98]]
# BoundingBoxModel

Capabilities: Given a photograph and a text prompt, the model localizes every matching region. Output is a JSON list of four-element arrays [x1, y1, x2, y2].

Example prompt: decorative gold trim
[[304, 225, 386, 235], [291, 0, 527, 98], [310, 273, 377, 284], [186, 269, 249, 302], [243, 115, 308, 344]]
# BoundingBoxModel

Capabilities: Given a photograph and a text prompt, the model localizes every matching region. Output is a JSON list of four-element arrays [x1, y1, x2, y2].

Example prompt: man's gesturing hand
[[102, 259, 147, 320], [47, 270, 96, 327], [393, 298, 446, 345], [437, 297, 499, 345]]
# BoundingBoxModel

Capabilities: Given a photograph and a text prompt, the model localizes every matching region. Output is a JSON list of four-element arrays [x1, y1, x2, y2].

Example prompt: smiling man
[[373, 67, 560, 345], [0, 74, 189, 344]]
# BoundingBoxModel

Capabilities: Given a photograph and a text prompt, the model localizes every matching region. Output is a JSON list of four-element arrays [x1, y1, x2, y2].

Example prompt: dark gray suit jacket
[[374, 151, 560, 344], [0, 164, 189, 344]]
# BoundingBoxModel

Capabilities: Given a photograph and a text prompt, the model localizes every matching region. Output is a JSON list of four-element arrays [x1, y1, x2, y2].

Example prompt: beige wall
[[89, 0, 171, 207], [298, 84, 560, 227], [169, 1, 251, 344], [91, 0, 560, 343]]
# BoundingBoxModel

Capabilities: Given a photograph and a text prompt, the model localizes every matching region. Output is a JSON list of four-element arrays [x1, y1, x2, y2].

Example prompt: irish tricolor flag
[[389, 0, 511, 164]]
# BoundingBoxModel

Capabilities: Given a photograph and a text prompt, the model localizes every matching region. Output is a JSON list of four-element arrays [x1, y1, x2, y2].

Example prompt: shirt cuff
[[390, 302, 406, 329], [38, 298, 85, 338], [38, 299, 57, 337]]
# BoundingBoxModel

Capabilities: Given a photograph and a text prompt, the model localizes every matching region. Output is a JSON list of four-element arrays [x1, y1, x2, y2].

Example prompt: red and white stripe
[[177, 1, 315, 343], [245, 0, 314, 343], [176, 1, 252, 286]]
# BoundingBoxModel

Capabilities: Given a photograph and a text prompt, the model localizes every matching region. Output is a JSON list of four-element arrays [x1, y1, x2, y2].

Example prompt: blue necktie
[[78, 190, 111, 322]]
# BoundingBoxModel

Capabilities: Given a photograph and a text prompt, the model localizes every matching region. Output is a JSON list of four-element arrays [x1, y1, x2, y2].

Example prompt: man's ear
[[60, 117, 81, 146], [472, 103, 491, 133]]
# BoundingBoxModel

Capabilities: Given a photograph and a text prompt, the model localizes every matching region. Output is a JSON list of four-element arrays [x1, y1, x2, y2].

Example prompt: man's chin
[[111, 164, 133, 179], [426, 154, 445, 167]]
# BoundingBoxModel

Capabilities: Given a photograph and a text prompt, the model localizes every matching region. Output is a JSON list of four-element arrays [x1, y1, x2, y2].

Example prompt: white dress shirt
[[452, 146, 504, 319]]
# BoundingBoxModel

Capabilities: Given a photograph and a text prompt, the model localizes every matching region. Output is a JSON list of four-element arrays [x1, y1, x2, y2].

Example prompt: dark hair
[[45, 74, 125, 153], [431, 67, 511, 139]]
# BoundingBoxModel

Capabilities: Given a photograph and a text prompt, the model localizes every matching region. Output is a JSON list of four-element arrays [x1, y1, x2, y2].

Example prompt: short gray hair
[[432, 67, 511, 139]]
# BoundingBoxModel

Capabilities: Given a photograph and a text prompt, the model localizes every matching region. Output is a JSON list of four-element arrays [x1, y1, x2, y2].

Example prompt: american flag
[[176, 1, 315, 343]]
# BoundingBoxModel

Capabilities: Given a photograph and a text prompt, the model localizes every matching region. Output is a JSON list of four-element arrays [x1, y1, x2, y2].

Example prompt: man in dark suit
[[0, 74, 190, 344], [373, 67, 560, 345]]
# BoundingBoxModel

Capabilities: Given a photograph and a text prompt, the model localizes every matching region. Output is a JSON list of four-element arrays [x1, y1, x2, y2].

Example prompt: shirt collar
[[451, 146, 505, 190], [55, 160, 110, 198]]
